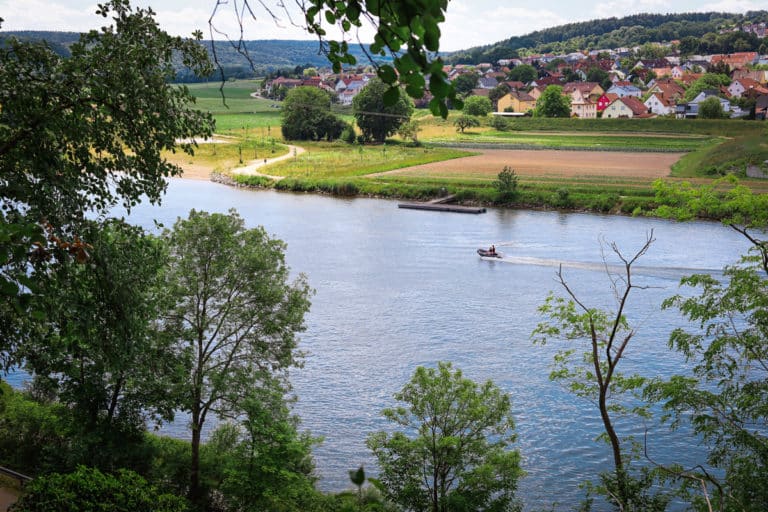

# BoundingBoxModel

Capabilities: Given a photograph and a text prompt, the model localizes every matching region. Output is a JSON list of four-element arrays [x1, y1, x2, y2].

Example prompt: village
[[263, 40, 768, 121]]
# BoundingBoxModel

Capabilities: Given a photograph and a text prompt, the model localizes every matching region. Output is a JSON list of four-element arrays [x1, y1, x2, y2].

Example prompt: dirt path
[[369, 148, 685, 179], [175, 140, 304, 181], [229, 144, 305, 180]]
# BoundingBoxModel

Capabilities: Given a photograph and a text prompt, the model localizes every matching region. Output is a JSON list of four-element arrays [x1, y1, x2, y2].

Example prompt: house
[[728, 78, 768, 98], [502, 81, 526, 91], [530, 75, 564, 88], [497, 90, 537, 113], [646, 79, 685, 102], [644, 93, 676, 116], [528, 86, 546, 100], [731, 69, 768, 85], [602, 96, 651, 118], [596, 93, 618, 112], [569, 89, 597, 118], [690, 90, 731, 112], [563, 81, 604, 101], [606, 83, 642, 98], [710, 52, 758, 70], [477, 76, 500, 89]]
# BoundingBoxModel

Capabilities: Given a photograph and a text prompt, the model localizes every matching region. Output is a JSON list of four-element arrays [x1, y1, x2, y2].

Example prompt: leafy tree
[[462, 95, 493, 116], [683, 73, 731, 101], [206, 386, 321, 512], [397, 120, 421, 145], [452, 72, 479, 97], [281, 86, 346, 141], [587, 67, 612, 90], [649, 177, 768, 509], [161, 209, 312, 504], [214, 0, 461, 117], [353, 78, 413, 143], [367, 362, 523, 512], [697, 96, 726, 119], [494, 166, 519, 202], [534, 85, 571, 118], [0, 0, 213, 353], [488, 83, 511, 108], [508, 64, 537, 83], [533, 233, 666, 509], [453, 115, 480, 133], [12, 465, 187, 512], [23, 219, 179, 470]]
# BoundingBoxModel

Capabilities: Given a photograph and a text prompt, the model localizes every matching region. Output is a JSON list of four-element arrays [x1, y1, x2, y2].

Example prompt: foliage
[[534, 85, 571, 118], [683, 73, 731, 102], [281, 86, 346, 141], [353, 78, 414, 143], [396, 120, 421, 145], [12, 465, 188, 512], [507, 64, 537, 83], [453, 115, 480, 133], [288, 0, 462, 117], [494, 166, 519, 201], [697, 96, 726, 119], [161, 209, 313, 504], [204, 386, 322, 512], [0, 0, 213, 355], [489, 115, 511, 131], [533, 233, 660, 507], [367, 362, 523, 512], [20, 219, 180, 473], [453, 72, 479, 97], [650, 177, 768, 510], [462, 95, 493, 117]]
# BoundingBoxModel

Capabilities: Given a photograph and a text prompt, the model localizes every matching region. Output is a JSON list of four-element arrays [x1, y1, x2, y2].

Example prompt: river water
[[13, 178, 754, 509]]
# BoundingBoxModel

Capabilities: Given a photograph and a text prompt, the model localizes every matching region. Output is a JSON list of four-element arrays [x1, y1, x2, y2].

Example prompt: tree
[[534, 85, 571, 118], [281, 86, 346, 141], [648, 177, 768, 509], [0, 0, 213, 353], [683, 73, 731, 101], [22, 219, 180, 470], [452, 72, 479, 97], [397, 120, 421, 145], [533, 233, 666, 509], [462, 95, 493, 117], [494, 166, 519, 202], [12, 465, 187, 512], [488, 83, 511, 108], [697, 96, 726, 119], [367, 362, 522, 512], [353, 78, 413, 143], [453, 115, 480, 133], [162, 209, 312, 504], [210, 0, 462, 117], [508, 64, 537, 83]]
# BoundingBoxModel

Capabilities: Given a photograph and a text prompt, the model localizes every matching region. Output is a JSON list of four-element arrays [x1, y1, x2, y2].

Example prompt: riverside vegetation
[[166, 79, 768, 218], [2, 1, 767, 511]]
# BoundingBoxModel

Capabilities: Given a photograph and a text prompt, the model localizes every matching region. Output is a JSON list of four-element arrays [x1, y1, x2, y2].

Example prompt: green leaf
[[377, 64, 397, 84], [383, 86, 400, 106]]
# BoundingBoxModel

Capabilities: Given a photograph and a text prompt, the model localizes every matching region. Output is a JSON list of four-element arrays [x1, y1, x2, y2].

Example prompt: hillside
[[0, 31, 386, 79], [447, 11, 768, 64]]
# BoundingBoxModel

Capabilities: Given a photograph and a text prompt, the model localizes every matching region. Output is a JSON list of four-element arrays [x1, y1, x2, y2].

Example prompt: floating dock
[[398, 202, 486, 214]]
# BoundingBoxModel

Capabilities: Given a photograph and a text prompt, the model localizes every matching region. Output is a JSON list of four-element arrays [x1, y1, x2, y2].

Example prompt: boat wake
[[496, 255, 723, 280]]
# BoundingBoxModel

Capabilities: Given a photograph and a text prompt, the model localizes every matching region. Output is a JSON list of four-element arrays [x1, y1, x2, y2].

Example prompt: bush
[[494, 166, 519, 202], [462, 96, 493, 116], [489, 115, 510, 131], [341, 125, 357, 144]]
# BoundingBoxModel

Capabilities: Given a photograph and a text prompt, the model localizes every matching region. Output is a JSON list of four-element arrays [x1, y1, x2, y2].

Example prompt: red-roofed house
[[602, 96, 652, 118], [596, 93, 618, 112]]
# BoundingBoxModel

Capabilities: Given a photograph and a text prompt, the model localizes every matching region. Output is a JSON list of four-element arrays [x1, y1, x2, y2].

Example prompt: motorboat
[[477, 248, 502, 258]]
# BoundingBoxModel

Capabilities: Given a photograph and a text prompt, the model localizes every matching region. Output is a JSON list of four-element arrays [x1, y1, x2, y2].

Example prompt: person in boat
[[489, 245, 496, 255]]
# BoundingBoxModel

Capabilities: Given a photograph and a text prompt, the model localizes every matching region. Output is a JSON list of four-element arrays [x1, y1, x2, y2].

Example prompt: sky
[[0, 0, 765, 51]]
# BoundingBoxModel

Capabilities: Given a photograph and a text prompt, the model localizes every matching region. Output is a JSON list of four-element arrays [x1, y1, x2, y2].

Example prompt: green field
[[179, 80, 768, 215]]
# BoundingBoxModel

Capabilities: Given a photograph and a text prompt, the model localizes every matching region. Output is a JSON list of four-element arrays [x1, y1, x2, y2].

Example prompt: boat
[[477, 248, 502, 258]]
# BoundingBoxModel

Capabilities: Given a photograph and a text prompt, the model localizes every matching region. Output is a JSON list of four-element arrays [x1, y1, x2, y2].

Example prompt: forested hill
[[0, 31, 387, 79], [447, 11, 768, 64]]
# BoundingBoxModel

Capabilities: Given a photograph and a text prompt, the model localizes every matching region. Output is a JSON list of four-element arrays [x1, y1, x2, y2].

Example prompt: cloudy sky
[[0, 0, 763, 51]]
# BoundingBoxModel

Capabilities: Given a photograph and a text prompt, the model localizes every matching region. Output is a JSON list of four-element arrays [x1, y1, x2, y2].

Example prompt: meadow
[[174, 80, 768, 213]]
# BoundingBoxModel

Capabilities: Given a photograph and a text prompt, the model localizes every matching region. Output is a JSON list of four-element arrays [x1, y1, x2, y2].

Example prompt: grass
[[257, 142, 474, 179], [175, 79, 768, 214]]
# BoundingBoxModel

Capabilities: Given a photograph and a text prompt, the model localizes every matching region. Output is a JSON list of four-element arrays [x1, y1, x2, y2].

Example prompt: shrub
[[489, 115, 511, 131]]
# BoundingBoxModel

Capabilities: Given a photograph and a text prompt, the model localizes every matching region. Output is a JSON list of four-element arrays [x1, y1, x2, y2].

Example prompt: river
[[13, 178, 754, 509]]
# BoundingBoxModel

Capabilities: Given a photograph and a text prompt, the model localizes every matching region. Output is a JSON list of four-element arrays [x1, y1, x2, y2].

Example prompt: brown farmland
[[371, 149, 685, 179]]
